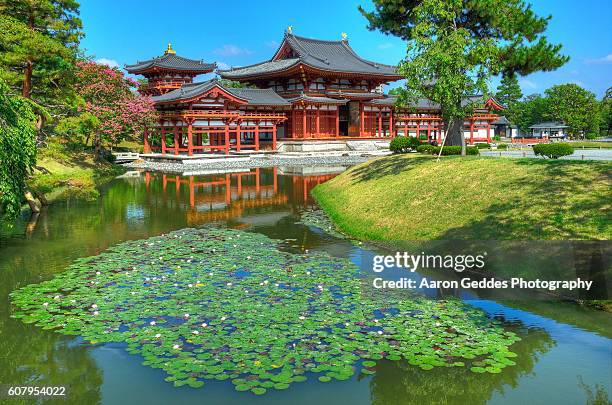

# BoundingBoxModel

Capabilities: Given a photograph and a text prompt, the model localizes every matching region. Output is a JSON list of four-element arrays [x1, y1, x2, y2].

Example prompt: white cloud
[[519, 79, 538, 90], [585, 54, 612, 64], [266, 40, 279, 49], [570, 79, 586, 87], [378, 43, 393, 50], [213, 45, 253, 56], [96, 58, 120, 68], [216, 61, 231, 70]]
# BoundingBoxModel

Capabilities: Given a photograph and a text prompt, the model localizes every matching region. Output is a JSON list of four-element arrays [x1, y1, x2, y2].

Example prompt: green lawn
[[29, 143, 124, 202], [569, 141, 612, 149], [312, 154, 611, 240]]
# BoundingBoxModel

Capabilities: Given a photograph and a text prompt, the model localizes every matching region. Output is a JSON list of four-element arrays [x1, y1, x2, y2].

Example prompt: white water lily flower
[[173, 344, 180, 349], [70, 300, 76, 304], [299, 316, 306, 320], [221, 316, 227, 321], [275, 283, 280, 287], [188, 284, 193, 288], [43, 302, 49, 307], [306, 271, 311, 275], [184, 314, 190, 318], [374, 319, 379, 323], [435, 322, 441, 327], [91, 304, 98, 309], [96, 271, 101, 276], [150, 321, 156, 326], [93, 311, 99, 316], [208, 273, 214, 276], [131, 291, 136, 295], [155, 333, 161, 338], [54, 295, 60, 300], [192, 330, 199, 335], [201, 323, 207, 328], [263, 280, 269, 284], [377, 330, 383, 335], [226, 282, 232, 286], [247, 256, 251, 260]]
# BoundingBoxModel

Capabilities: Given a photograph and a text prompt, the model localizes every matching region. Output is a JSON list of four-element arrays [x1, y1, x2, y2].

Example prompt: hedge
[[390, 136, 421, 153], [416, 145, 479, 155], [532, 143, 575, 159]]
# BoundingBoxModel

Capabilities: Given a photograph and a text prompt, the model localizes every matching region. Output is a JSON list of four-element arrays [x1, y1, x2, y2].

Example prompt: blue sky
[[81, 0, 611, 98]]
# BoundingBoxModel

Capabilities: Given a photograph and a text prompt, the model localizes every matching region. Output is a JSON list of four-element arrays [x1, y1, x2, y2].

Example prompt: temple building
[[127, 30, 503, 155]]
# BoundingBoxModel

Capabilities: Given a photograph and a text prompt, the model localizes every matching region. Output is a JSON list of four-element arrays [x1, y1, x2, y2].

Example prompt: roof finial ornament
[[287, 25, 293, 34], [165, 42, 176, 55], [341, 32, 348, 41]]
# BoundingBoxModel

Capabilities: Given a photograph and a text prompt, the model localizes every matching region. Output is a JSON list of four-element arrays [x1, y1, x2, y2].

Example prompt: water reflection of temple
[[142, 167, 338, 225]]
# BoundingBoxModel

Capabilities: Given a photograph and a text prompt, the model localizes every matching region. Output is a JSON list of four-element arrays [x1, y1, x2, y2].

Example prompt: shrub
[[496, 144, 508, 150], [390, 136, 420, 153], [532, 143, 575, 159], [475, 143, 491, 149], [416, 145, 479, 155], [416, 144, 438, 154]]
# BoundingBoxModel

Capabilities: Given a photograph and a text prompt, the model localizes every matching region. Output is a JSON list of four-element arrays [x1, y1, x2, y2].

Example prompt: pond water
[[1, 167, 610, 405]]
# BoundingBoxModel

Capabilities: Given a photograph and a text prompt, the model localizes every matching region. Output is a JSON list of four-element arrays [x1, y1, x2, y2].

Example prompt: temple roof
[[529, 121, 568, 129], [151, 79, 290, 106], [369, 96, 441, 109], [287, 93, 348, 104], [220, 32, 401, 80], [125, 49, 216, 74]]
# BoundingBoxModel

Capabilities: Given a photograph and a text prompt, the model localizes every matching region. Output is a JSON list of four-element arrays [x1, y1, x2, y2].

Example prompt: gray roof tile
[[287, 93, 348, 104], [151, 79, 289, 106], [220, 33, 400, 79], [126, 53, 215, 73]]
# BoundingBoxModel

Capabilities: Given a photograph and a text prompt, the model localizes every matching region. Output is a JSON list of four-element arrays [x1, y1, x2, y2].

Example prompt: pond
[[1, 167, 610, 405]]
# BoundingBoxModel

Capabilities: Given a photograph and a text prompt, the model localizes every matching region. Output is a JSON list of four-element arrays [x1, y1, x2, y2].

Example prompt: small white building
[[528, 122, 569, 139]]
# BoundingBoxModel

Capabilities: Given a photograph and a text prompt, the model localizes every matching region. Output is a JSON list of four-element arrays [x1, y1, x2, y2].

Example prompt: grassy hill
[[312, 154, 611, 240]]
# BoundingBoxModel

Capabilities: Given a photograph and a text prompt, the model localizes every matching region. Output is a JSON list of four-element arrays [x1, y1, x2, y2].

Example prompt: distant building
[[528, 122, 569, 139]]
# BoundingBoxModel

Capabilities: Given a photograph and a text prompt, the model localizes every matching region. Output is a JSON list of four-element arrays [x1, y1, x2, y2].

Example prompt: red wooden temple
[[127, 30, 504, 155]]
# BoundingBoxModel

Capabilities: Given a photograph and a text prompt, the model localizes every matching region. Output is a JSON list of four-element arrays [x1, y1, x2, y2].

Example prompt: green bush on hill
[[496, 144, 508, 150], [416, 145, 479, 155], [390, 136, 420, 153], [533, 143, 575, 159], [475, 143, 491, 149]]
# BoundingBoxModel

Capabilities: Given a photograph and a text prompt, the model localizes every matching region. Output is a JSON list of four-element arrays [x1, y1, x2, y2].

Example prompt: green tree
[[360, 0, 568, 155], [496, 74, 523, 108], [0, 80, 38, 219], [543, 83, 600, 138], [0, 0, 82, 128], [512, 94, 547, 134], [600, 87, 611, 136]]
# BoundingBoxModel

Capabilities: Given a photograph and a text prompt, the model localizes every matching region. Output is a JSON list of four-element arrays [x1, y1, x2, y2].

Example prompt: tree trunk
[[444, 118, 466, 155], [24, 190, 40, 213], [22, 61, 33, 98]]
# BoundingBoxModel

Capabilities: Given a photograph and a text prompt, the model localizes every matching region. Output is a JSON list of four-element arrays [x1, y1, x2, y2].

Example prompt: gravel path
[[124, 154, 379, 173]]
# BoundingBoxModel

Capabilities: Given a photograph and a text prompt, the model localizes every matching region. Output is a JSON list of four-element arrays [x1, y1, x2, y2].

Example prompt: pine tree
[[496, 74, 523, 108]]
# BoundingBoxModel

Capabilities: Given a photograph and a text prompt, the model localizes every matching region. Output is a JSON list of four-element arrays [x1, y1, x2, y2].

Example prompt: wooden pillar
[[255, 168, 260, 194], [236, 122, 241, 152], [143, 126, 150, 154], [173, 124, 179, 155], [237, 175, 242, 196], [335, 108, 340, 137], [187, 120, 193, 156], [469, 119, 474, 145], [291, 108, 296, 138], [360, 103, 365, 136], [416, 122, 420, 141], [302, 106, 307, 138], [389, 110, 394, 138], [224, 122, 230, 155], [255, 121, 260, 151], [486, 122, 491, 143], [175, 175, 180, 198], [315, 107, 320, 137], [162, 174, 167, 192], [272, 123, 277, 150], [160, 124, 166, 154], [378, 110, 382, 138]]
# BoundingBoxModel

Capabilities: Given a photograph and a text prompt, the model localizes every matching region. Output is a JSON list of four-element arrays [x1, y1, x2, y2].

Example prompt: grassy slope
[[312, 154, 611, 240], [28, 145, 124, 202]]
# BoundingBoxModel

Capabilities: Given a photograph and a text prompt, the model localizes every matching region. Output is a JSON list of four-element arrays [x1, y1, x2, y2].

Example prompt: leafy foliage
[[0, 0, 82, 114], [390, 136, 420, 153], [532, 143, 574, 159], [495, 74, 523, 109], [66, 61, 158, 154], [0, 80, 38, 219], [543, 84, 600, 137], [417, 145, 479, 155], [11, 228, 521, 394], [360, 0, 568, 148]]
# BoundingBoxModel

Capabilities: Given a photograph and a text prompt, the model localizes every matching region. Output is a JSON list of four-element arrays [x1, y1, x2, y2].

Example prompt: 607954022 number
[[4, 386, 66, 397]]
